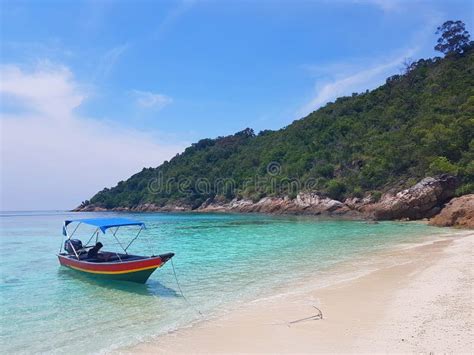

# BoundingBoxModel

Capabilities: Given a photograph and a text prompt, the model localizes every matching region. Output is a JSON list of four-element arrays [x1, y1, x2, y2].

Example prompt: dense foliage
[[84, 46, 474, 209]]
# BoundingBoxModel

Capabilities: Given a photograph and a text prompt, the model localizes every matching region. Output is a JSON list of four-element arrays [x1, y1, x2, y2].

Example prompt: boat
[[58, 217, 174, 283]]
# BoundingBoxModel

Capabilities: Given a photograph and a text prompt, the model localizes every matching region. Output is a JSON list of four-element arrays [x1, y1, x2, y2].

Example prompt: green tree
[[326, 180, 346, 201], [428, 157, 459, 176], [435, 20, 472, 55]]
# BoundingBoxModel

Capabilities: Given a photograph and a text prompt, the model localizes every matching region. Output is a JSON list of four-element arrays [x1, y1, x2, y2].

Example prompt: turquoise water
[[0, 211, 446, 353]]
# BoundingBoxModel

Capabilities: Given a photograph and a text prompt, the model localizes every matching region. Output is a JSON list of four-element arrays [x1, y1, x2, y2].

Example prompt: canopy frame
[[63, 218, 145, 236], [61, 218, 147, 257]]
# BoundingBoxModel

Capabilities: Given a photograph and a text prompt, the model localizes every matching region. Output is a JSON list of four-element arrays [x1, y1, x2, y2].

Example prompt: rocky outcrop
[[72, 202, 193, 213], [74, 175, 461, 222], [198, 193, 355, 216], [72, 205, 108, 212], [429, 194, 474, 228], [363, 175, 457, 220]]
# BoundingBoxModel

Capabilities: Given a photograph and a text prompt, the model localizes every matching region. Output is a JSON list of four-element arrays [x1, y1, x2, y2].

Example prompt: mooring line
[[170, 258, 204, 317], [265, 305, 323, 327], [289, 306, 323, 324]]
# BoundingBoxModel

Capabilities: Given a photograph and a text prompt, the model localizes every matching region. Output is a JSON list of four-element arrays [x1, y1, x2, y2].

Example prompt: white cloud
[[0, 63, 185, 210], [93, 43, 129, 81], [1, 63, 84, 118], [297, 47, 417, 117], [131, 90, 173, 109]]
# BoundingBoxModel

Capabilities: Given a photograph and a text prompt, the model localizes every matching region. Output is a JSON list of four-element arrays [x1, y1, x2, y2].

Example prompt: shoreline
[[118, 228, 473, 354], [74, 176, 461, 219], [74, 192, 474, 229]]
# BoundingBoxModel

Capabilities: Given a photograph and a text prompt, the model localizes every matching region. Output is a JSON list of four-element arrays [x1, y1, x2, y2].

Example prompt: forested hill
[[81, 47, 474, 210]]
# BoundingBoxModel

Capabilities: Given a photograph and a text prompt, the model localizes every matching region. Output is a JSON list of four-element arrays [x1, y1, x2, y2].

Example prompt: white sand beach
[[123, 229, 473, 354]]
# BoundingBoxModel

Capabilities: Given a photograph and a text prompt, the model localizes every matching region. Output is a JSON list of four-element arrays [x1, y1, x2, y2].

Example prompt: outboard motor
[[64, 239, 83, 255]]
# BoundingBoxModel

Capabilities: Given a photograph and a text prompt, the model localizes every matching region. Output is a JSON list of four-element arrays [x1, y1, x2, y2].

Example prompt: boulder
[[429, 194, 474, 228], [366, 175, 457, 220]]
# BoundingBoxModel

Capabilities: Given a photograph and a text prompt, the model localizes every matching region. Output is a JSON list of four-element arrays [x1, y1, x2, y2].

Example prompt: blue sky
[[1, 0, 473, 210]]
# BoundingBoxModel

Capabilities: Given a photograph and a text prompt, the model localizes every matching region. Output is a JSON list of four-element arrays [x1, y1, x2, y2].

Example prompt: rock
[[295, 193, 344, 212], [344, 196, 374, 209], [429, 194, 474, 228], [134, 202, 192, 212], [113, 207, 130, 212], [365, 175, 457, 220], [72, 204, 107, 212], [198, 192, 352, 216], [199, 197, 215, 209], [72, 176, 461, 224]]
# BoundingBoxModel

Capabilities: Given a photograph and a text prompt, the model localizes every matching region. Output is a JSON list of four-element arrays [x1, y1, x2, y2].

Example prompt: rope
[[265, 305, 323, 327], [289, 306, 323, 324], [168, 260, 321, 325], [170, 258, 204, 318]]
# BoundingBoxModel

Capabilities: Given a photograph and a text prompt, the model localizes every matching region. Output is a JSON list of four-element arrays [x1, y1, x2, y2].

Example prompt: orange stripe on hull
[[65, 263, 161, 275]]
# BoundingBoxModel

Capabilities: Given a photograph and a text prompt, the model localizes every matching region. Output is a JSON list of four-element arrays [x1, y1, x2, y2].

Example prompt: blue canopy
[[63, 218, 145, 236]]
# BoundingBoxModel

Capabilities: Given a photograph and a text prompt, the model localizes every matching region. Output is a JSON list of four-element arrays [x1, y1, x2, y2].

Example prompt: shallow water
[[0, 211, 446, 353]]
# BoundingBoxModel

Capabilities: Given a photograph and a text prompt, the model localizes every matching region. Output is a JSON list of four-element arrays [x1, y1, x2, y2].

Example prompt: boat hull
[[58, 253, 173, 284]]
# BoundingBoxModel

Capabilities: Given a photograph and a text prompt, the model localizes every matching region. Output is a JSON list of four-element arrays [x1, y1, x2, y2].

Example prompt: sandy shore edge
[[118, 229, 473, 354]]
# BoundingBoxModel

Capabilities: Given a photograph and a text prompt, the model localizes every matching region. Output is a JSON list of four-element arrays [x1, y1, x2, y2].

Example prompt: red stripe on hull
[[58, 254, 164, 273]]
